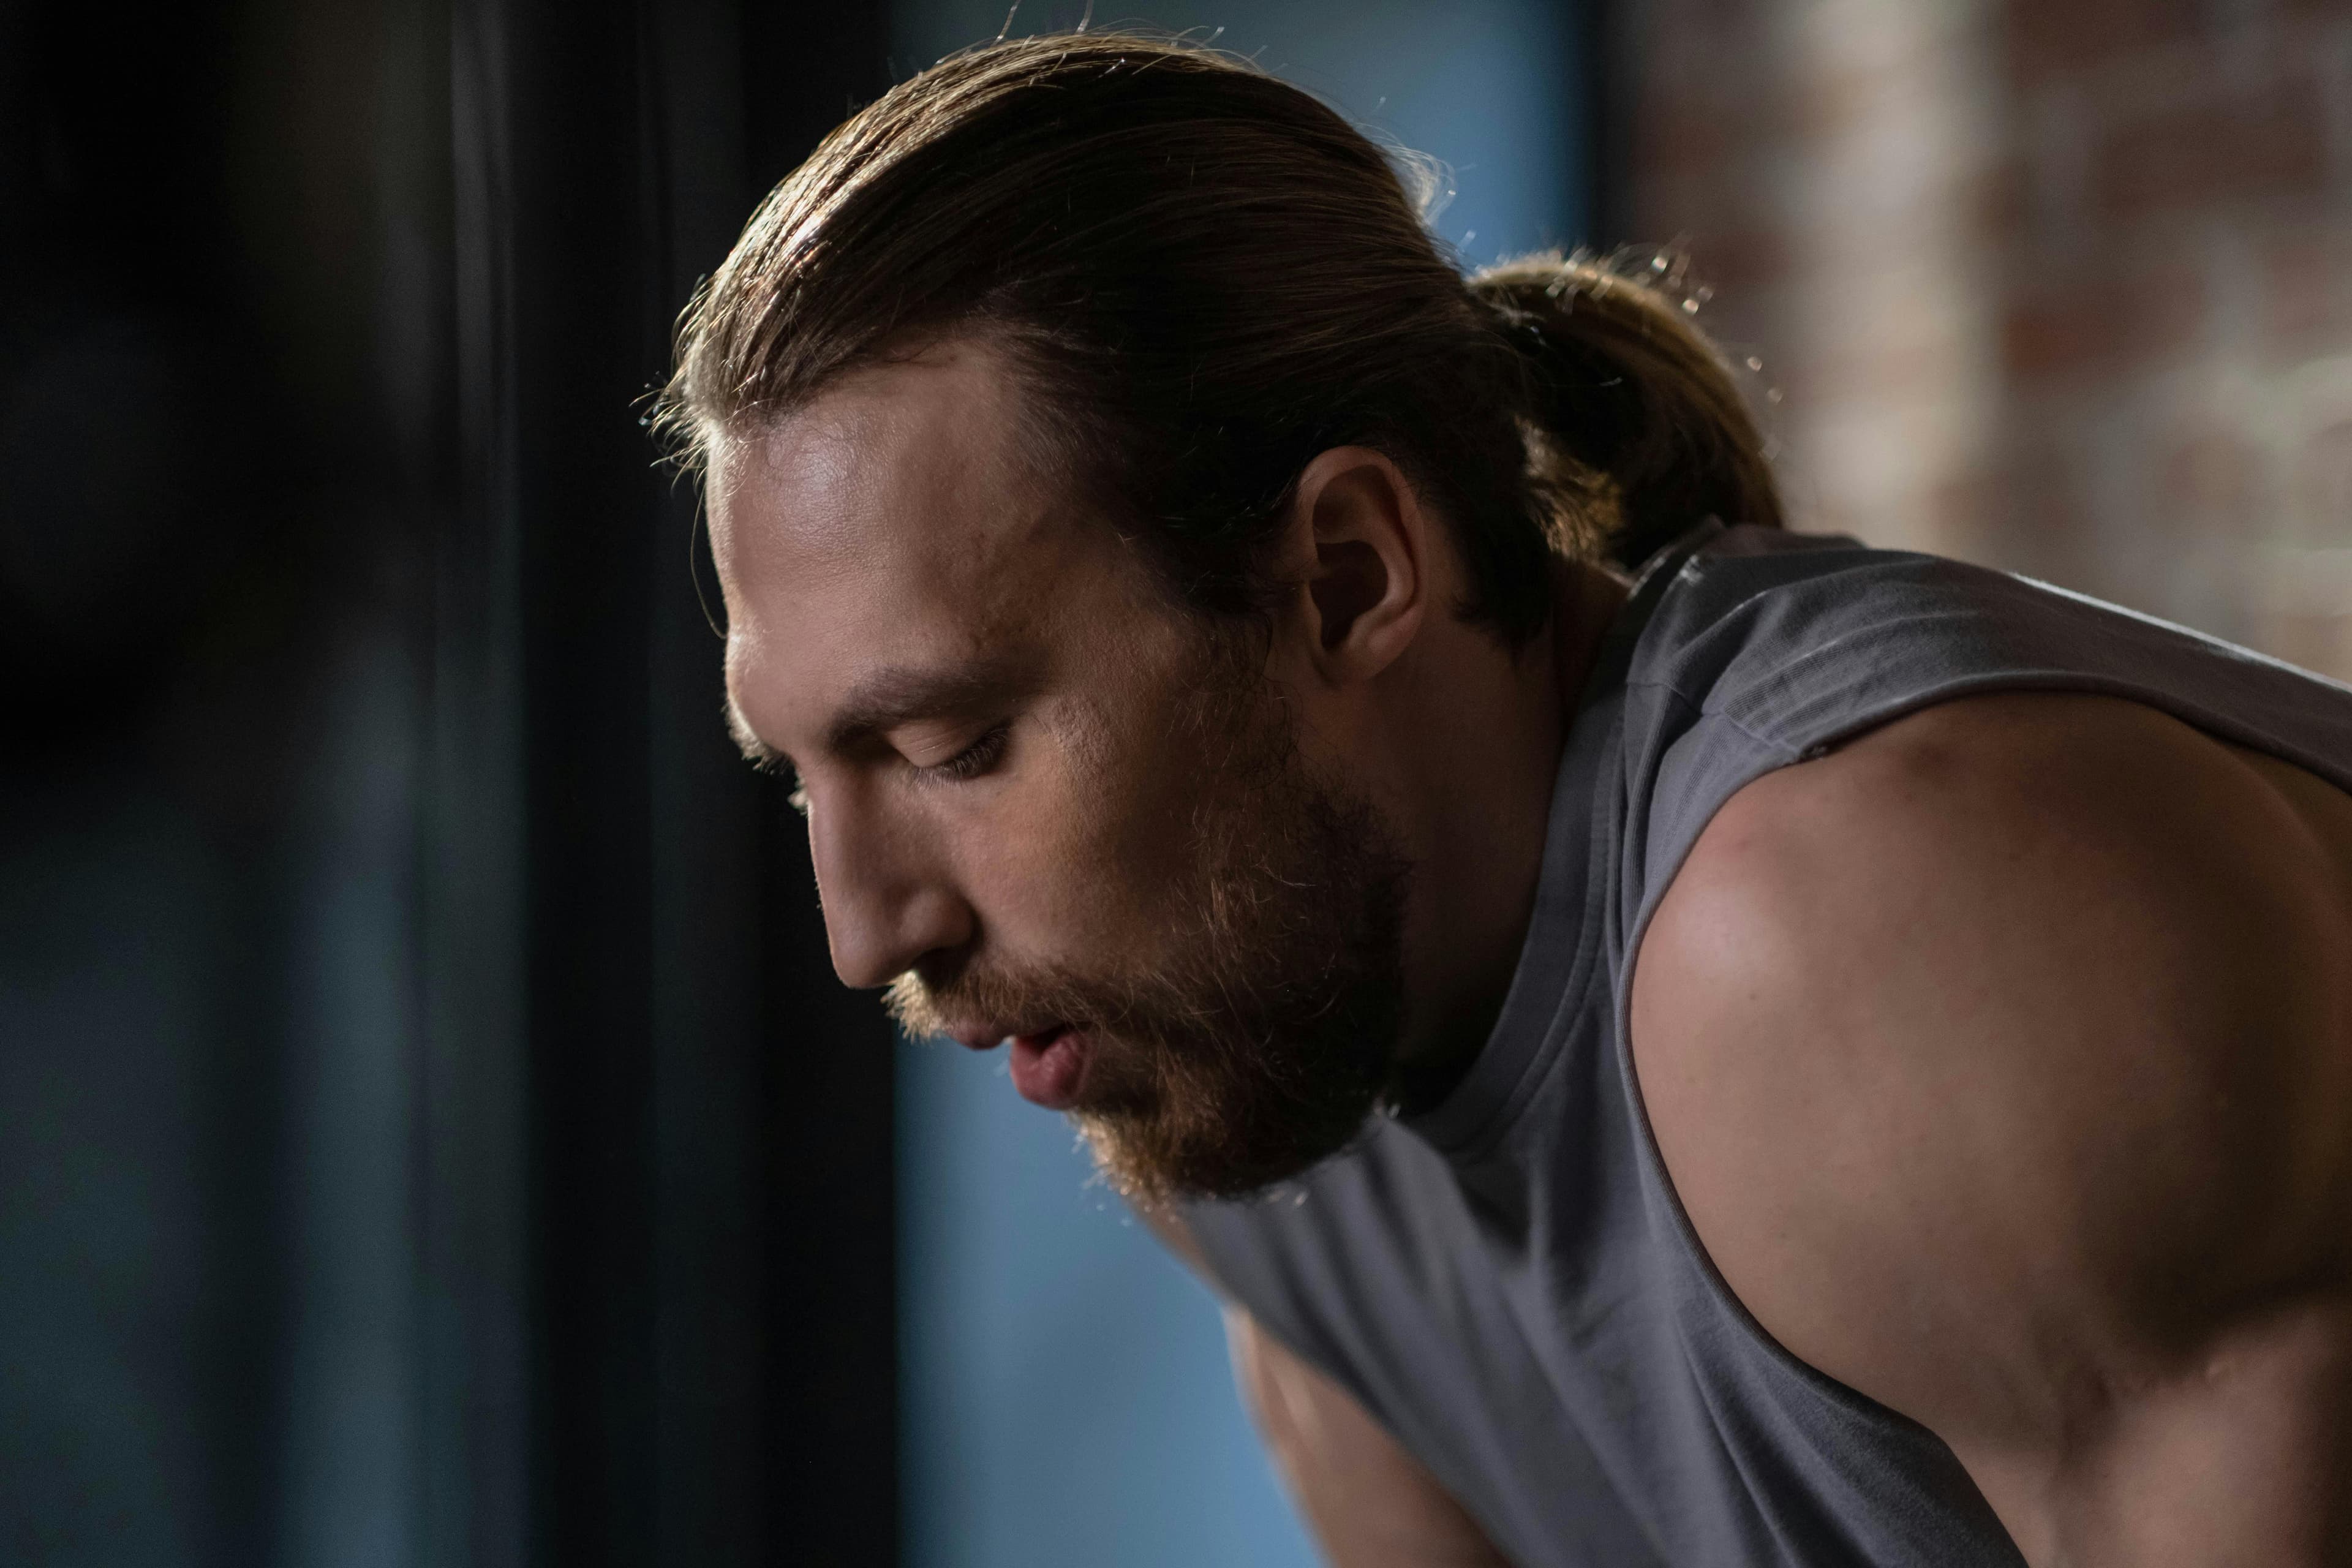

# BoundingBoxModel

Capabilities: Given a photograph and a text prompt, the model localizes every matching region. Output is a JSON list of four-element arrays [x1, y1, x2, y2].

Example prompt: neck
[[1387, 559, 1630, 1110]]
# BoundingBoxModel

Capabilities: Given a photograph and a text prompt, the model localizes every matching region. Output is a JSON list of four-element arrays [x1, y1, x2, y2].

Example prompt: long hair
[[658, 33, 1781, 647]]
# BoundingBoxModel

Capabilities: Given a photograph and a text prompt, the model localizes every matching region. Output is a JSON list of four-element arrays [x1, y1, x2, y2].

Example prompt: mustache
[[883, 941, 1256, 1058], [886, 956, 1213, 1124], [886, 959, 1129, 1043], [884, 848, 1393, 1057]]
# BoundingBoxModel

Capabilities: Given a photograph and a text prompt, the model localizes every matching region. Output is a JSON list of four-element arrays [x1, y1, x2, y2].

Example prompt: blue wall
[[889, 4, 1588, 1565]]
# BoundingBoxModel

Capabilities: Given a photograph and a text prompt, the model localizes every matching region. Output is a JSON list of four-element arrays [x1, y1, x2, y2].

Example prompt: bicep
[[1631, 694, 2352, 1556]]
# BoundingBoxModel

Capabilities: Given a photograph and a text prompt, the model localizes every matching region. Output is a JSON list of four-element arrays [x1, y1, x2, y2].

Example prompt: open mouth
[[1007, 1023, 1087, 1110]]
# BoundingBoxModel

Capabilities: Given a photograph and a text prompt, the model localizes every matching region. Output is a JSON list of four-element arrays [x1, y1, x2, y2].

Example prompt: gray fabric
[[1182, 524, 2352, 1566]]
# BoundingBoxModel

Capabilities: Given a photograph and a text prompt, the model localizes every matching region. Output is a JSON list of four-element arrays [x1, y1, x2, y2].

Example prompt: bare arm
[[1227, 1308, 1513, 1567], [1632, 693, 2352, 1565], [1137, 1205, 1512, 1567]]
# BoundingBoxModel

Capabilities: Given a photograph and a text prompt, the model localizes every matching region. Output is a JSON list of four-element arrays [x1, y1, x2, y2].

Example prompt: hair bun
[[1471, 250, 1781, 568]]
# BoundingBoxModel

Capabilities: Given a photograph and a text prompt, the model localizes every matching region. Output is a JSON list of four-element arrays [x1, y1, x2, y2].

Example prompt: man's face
[[709, 341, 1410, 1200]]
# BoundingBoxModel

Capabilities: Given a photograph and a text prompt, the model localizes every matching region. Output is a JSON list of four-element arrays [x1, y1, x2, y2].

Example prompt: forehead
[[707, 341, 1145, 745], [712, 341, 1061, 602]]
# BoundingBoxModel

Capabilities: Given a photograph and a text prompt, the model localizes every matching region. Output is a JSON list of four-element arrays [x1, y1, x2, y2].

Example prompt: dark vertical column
[[423, 0, 548, 1560], [485, 2, 905, 1562], [1581, 0, 1638, 249], [639, 4, 773, 1563], [491, 4, 662, 1563], [739, 12, 905, 1566]]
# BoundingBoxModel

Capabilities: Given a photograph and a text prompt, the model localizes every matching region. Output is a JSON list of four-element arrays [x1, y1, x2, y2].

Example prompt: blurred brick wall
[[1634, 0, 2352, 673]]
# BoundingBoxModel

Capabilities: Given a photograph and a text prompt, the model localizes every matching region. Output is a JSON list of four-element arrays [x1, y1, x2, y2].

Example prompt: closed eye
[[761, 723, 1009, 819], [923, 720, 1011, 783]]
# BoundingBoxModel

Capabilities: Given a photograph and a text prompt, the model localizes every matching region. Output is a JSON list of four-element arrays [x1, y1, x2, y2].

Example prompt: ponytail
[[1472, 251, 1784, 569]]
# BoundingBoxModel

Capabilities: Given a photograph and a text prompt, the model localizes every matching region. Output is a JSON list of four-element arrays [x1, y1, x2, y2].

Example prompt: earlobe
[[1290, 447, 1427, 680]]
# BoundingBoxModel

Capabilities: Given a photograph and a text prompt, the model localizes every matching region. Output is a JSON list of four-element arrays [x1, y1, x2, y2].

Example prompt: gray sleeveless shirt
[[1180, 523, 2352, 1566]]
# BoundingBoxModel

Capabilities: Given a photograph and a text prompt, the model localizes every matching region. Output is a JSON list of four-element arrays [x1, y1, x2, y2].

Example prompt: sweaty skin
[[713, 337, 2352, 1566]]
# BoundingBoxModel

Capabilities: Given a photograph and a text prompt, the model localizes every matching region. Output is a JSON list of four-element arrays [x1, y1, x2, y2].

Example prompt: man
[[663, 34, 2352, 1567]]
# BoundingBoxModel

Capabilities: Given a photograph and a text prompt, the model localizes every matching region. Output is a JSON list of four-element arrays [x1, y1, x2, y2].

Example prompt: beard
[[885, 636, 1412, 1204]]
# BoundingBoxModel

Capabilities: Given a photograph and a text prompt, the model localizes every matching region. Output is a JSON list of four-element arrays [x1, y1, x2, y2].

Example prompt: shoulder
[[1629, 691, 2352, 1450]]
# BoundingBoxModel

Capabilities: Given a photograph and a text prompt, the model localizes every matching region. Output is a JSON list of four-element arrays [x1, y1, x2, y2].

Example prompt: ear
[[1277, 445, 1430, 687]]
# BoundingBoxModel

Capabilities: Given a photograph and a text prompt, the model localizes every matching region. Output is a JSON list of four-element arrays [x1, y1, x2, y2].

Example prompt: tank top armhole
[[1611, 659, 2352, 1434]]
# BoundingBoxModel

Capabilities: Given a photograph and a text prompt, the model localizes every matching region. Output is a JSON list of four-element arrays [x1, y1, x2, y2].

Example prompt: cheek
[[963, 701, 1200, 945]]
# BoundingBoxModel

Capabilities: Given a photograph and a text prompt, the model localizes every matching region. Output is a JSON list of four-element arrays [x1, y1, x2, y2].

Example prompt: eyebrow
[[726, 652, 1036, 771]]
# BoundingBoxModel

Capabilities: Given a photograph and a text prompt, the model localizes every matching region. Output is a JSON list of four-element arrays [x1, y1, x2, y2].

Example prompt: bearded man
[[662, 34, 2352, 1568]]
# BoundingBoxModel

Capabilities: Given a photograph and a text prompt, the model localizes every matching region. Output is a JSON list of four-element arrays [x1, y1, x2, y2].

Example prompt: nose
[[807, 792, 974, 989]]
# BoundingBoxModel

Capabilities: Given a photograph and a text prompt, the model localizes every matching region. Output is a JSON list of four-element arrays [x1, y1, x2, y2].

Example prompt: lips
[[941, 1019, 1090, 1110], [1006, 1025, 1088, 1110]]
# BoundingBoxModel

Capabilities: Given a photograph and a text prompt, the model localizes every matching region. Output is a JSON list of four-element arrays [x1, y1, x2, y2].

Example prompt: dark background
[[0, 3, 903, 1562]]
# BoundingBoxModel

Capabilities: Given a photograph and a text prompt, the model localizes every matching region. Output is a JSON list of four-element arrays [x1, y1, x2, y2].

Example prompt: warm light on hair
[[658, 32, 1782, 646]]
